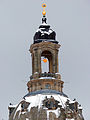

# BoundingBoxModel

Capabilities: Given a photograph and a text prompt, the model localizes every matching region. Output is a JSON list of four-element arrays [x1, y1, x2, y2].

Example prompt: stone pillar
[[52, 50, 59, 73], [33, 49, 38, 73], [55, 50, 59, 73], [32, 53, 34, 74], [49, 56, 53, 73], [32, 48, 41, 74], [52, 51, 56, 73], [38, 49, 42, 73]]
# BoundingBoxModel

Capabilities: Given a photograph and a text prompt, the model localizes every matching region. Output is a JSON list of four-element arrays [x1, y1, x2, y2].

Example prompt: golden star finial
[[42, 3, 47, 16]]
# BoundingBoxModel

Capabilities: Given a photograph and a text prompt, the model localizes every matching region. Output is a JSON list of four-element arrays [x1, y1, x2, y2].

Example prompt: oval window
[[45, 83, 51, 89]]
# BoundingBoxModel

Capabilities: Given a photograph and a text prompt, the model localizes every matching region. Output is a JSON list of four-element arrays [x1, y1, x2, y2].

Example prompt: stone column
[[33, 48, 41, 74], [38, 49, 42, 73], [49, 56, 53, 73], [55, 50, 59, 73], [32, 53, 34, 74], [33, 49, 38, 73], [52, 51, 56, 73]]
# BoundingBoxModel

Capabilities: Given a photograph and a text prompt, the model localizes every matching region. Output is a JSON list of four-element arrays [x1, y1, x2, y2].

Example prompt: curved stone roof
[[33, 16, 58, 44], [9, 90, 84, 120], [23, 89, 68, 98]]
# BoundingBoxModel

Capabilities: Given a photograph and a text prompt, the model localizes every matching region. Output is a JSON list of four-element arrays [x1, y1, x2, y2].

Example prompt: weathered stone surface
[[49, 112, 56, 120], [8, 22, 84, 120]]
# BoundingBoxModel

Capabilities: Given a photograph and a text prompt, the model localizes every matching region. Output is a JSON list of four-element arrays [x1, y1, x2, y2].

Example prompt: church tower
[[27, 5, 63, 93], [8, 4, 84, 120]]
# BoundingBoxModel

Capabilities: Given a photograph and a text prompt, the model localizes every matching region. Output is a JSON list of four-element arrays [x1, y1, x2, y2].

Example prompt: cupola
[[33, 4, 58, 44]]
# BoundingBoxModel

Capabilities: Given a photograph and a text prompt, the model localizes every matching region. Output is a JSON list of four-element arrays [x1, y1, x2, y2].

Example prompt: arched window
[[41, 57, 49, 73], [41, 51, 53, 73]]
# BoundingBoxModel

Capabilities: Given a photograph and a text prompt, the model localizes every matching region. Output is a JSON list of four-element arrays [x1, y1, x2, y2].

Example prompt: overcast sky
[[0, 0, 90, 120]]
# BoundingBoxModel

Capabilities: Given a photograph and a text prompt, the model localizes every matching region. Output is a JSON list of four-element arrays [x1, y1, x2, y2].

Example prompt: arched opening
[[41, 56, 49, 73], [41, 51, 53, 73]]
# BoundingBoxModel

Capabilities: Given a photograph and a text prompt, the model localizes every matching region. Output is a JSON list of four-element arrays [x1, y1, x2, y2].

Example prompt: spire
[[42, 16, 47, 24], [42, 3, 47, 16], [42, 3, 47, 24], [33, 3, 58, 44]]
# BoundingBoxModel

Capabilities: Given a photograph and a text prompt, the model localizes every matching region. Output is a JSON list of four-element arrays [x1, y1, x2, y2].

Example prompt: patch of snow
[[39, 77, 55, 79], [55, 73, 60, 74], [66, 118, 74, 120], [13, 93, 74, 119], [43, 31, 50, 35], [47, 111, 49, 120], [36, 29, 41, 32], [49, 29, 53, 33], [41, 33, 44, 36], [78, 106, 83, 110], [41, 28, 45, 29], [8, 104, 17, 108], [26, 118, 29, 120], [69, 101, 75, 104], [25, 94, 70, 111], [21, 111, 26, 114], [34, 72, 39, 74]]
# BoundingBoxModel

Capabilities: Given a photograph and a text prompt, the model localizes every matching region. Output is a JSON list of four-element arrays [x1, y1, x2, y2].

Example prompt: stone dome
[[8, 8, 84, 120], [9, 90, 84, 120], [33, 16, 58, 44]]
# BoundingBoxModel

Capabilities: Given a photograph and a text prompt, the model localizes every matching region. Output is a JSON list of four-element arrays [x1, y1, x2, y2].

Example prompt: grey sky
[[0, 0, 90, 120]]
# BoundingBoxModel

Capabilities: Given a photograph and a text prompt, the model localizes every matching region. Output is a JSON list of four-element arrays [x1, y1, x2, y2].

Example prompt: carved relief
[[43, 96, 60, 110], [21, 101, 30, 112]]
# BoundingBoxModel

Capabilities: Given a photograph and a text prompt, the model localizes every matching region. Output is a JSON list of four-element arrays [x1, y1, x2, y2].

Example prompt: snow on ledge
[[39, 77, 55, 79]]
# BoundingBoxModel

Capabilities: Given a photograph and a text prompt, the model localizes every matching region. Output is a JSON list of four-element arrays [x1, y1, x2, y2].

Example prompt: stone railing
[[30, 72, 61, 80]]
